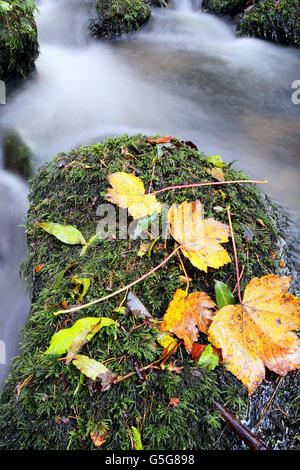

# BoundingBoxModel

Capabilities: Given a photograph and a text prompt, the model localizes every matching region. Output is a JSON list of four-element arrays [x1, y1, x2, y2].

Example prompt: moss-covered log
[[0, 134, 298, 450], [237, 0, 300, 46], [90, 0, 151, 39], [0, 0, 39, 82]]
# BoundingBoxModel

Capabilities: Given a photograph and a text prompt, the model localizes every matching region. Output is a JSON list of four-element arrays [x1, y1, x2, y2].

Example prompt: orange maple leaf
[[169, 397, 180, 407], [105, 172, 161, 220], [168, 201, 231, 272], [160, 289, 216, 353], [208, 275, 300, 394], [147, 136, 173, 144]]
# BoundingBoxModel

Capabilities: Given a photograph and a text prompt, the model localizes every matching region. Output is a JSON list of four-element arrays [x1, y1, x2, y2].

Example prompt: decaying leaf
[[46, 317, 115, 355], [72, 355, 117, 391], [37, 222, 86, 245], [169, 397, 180, 407], [160, 289, 216, 352], [72, 277, 91, 298], [168, 201, 231, 272], [207, 167, 225, 182], [191, 343, 222, 364], [208, 275, 300, 394], [90, 424, 108, 448], [105, 172, 161, 220]]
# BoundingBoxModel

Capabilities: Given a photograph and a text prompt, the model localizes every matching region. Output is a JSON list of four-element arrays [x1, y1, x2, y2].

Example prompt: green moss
[[2, 131, 33, 179], [0, 0, 39, 81], [0, 134, 295, 450], [237, 0, 300, 46], [202, 0, 248, 16], [90, 0, 151, 38]]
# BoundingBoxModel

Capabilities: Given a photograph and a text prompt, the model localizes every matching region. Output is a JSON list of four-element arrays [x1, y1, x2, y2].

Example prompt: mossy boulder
[[90, 0, 151, 39], [2, 131, 33, 179], [202, 0, 248, 16], [0, 134, 298, 450], [0, 0, 39, 82], [237, 0, 300, 46]]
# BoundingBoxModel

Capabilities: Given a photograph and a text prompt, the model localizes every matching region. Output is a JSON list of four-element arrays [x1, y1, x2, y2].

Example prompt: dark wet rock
[[202, 0, 249, 17], [0, 0, 39, 82], [0, 135, 298, 450], [2, 131, 33, 180], [237, 0, 300, 46], [90, 0, 151, 39]]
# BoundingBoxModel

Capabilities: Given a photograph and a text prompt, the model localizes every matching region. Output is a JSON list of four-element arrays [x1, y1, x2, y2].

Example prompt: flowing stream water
[[0, 0, 299, 388]]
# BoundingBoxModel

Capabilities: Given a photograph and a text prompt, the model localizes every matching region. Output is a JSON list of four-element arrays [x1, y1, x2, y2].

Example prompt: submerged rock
[[0, 0, 39, 82], [2, 131, 33, 180], [0, 135, 298, 450], [90, 0, 151, 38], [237, 0, 300, 46]]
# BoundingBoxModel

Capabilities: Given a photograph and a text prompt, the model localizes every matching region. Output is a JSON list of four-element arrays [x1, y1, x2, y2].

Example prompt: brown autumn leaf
[[90, 425, 108, 448], [105, 172, 161, 220], [160, 288, 216, 353], [208, 275, 300, 394], [168, 201, 231, 272]]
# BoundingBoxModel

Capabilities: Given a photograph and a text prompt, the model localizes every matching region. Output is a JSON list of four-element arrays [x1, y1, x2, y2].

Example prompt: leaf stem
[[54, 246, 180, 316], [226, 206, 243, 304], [151, 179, 268, 196]]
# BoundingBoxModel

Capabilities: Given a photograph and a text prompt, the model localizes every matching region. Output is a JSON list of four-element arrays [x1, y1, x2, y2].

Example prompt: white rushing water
[[0, 0, 299, 386]]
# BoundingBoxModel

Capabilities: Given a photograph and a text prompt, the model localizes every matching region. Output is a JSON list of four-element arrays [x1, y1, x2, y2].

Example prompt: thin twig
[[254, 376, 285, 434], [226, 206, 243, 304], [151, 179, 268, 196], [54, 246, 180, 316]]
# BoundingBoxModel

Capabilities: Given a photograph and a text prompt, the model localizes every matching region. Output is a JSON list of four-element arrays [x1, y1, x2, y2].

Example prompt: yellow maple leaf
[[208, 275, 300, 394], [160, 289, 216, 353], [168, 201, 231, 272], [105, 172, 161, 219]]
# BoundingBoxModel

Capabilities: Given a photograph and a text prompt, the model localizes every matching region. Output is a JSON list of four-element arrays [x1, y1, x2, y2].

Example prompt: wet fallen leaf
[[168, 201, 231, 272], [105, 172, 161, 220], [191, 343, 223, 363], [214, 280, 236, 310], [169, 398, 180, 407], [37, 222, 86, 245], [206, 155, 225, 168], [46, 317, 115, 355], [72, 277, 91, 298], [160, 288, 216, 352], [35, 264, 44, 273], [72, 355, 117, 391], [197, 344, 219, 371], [208, 275, 300, 394], [90, 424, 108, 448], [207, 167, 225, 182], [147, 136, 173, 144]]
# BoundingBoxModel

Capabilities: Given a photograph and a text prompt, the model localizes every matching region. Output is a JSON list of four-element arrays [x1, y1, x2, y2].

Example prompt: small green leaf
[[53, 262, 78, 289], [46, 317, 115, 355], [214, 280, 236, 310], [37, 222, 86, 245], [72, 355, 117, 391], [197, 344, 219, 371], [0, 1, 13, 13], [206, 155, 225, 168], [131, 426, 143, 450]]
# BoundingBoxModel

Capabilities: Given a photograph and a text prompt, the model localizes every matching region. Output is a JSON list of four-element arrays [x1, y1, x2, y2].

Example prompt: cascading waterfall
[[0, 0, 299, 387]]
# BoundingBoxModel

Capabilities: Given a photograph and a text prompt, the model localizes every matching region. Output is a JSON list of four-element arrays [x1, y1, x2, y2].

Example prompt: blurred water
[[0, 0, 299, 386]]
